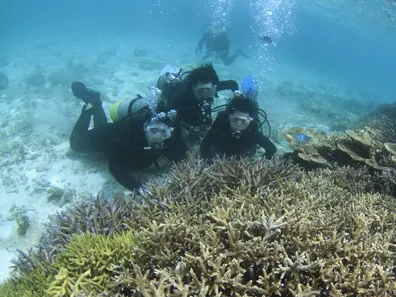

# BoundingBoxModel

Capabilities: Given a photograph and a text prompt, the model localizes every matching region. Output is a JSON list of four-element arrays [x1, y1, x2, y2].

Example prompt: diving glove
[[71, 82, 101, 106]]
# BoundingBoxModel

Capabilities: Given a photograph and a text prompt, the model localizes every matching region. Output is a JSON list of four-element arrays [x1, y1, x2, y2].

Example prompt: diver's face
[[193, 82, 216, 101], [229, 111, 252, 132], [144, 121, 174, 149]]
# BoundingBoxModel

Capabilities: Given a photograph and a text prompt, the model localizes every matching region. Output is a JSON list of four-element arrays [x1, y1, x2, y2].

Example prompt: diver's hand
[[185, 151, 195, 163]]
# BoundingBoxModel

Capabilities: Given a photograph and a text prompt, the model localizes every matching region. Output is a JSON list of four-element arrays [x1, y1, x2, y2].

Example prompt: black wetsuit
[[200, 111, 277, 160], [161, 79, 239, 128], [70, 105, 187, 191], [196, 31, 246, 65]]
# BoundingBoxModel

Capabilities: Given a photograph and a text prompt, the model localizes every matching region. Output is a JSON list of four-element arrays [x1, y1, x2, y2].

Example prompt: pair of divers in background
[[69, 64, 276, 194]]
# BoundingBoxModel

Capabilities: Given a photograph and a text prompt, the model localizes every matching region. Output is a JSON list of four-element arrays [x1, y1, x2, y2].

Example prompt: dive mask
[[144, 111, 176, 149], [193, 82, 216, 100], [229, 111, 253, 134]]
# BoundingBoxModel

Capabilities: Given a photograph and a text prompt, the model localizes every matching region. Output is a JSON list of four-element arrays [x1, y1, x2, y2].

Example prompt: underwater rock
[[7, 205, 30, 236], [46, 186, 65, 203], [16, 215, 30, 236], [46, 186, 74, 207], [0, 73, 9, 90]]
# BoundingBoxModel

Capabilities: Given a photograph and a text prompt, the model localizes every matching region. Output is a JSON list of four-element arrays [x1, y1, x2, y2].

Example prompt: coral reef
[[1, 157, 396, 296], [11, 194, 136, 276], [283, 126, 396, 171], [46, 232, 135, 296], [354, 102, 396, 143]]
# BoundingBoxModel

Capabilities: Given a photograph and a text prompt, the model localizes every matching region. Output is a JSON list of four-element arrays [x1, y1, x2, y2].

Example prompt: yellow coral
[[46, 232, 135, 296]]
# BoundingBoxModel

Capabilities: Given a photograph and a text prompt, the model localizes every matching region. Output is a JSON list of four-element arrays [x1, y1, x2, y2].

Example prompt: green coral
[[1, 232, 136, 297], [47, 232, 135, 296]]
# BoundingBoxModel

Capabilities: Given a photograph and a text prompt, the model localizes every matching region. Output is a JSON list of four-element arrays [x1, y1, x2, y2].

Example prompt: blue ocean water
[[0, 0, 396, 283], [1, 0, 394, 101]]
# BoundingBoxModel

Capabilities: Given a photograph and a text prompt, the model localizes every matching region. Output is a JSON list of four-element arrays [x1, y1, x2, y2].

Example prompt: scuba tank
[[109, 95, 149, 122], [156, 64, 193, 97], [109, 87, 162, 122]]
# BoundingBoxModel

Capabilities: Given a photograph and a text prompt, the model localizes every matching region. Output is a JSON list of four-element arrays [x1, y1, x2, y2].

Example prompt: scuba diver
[[156, 63, 239, 135], [195, 27, 249, 65], [69, 82, 188, 194], [200, 91, 277, 160]]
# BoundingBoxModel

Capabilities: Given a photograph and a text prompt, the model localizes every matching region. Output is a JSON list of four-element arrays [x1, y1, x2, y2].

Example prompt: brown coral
[[283, 126, 396, 171], [4, 157, 396, 297]]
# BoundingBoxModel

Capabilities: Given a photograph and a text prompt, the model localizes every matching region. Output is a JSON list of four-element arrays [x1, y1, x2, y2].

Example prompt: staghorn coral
[[2, 157, 396, 296], [46, 232, 135, 297], [157, 156, 302, 205], [107, 170, 396, 296], [11, 193, 137, 278]]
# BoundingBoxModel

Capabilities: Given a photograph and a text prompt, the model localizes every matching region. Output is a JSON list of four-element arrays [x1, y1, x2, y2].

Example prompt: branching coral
[[46, 232, 135, 296], [11, 193, 137, 278], [2, 157, 396, 296]]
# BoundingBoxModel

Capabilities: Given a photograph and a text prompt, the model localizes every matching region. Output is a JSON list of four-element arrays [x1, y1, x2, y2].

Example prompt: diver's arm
[[200, 131, 215, 159], [217, 80, 239, 92], [196, 32, 210, 54], [256, 132, 277, 159], [200, 114, 223, 158], [163, 127, 189, 162], [108, 158, 141, 192]]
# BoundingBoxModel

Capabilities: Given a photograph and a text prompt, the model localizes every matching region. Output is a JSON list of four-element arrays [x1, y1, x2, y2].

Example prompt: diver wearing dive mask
[[228, 111, 253, 139], [200, 92, 277, 160], [143, 110, 177, 150]]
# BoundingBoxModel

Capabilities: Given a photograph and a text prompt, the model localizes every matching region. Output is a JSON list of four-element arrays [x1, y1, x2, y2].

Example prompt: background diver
[[195, 27, 249, 65]]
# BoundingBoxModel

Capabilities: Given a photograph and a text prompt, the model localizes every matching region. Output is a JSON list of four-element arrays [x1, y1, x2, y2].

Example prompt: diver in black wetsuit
[[195, 28, 248, 65], [157, 63, 239, 133], [69, 82, 188, 194], [200, 92, 277, 160]]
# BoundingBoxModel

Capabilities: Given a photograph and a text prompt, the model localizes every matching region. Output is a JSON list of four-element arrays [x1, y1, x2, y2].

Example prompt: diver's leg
[[220, 50, 248, 65], [70, 81, 109, 152], [71, 81, 107, 127], [70, 105, 108, 153], [92, 103, 107, 128], [70, 105, 95, 153], [203, 50, 214, 60]]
